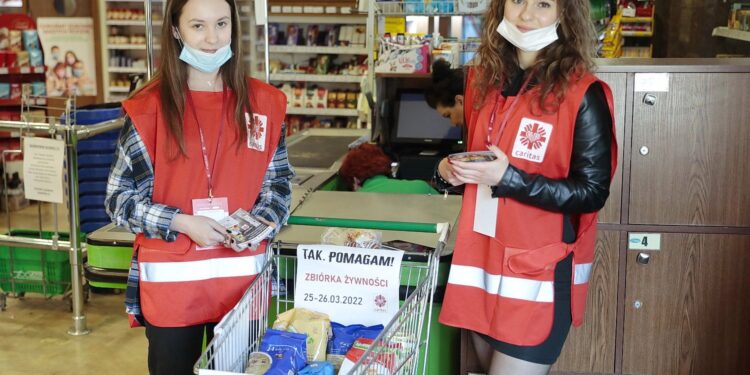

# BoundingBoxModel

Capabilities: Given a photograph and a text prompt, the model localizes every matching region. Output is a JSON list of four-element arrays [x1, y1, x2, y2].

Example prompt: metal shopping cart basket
[[194, 217, 450, 375]]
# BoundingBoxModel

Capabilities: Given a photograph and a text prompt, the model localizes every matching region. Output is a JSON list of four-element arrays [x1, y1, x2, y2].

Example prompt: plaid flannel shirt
[[105, 117, 293, 319]]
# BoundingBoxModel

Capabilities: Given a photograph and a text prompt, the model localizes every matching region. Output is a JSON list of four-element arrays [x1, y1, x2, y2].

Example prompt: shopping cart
[[194, 218, 450, 375]]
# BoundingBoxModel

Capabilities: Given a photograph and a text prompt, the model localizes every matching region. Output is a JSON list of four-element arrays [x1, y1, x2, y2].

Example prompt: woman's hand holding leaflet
[[450, 146, 510, 186], [171, 213, 228, 248]]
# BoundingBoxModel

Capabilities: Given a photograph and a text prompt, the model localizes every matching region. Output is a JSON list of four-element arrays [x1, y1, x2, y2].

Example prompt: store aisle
[[0, 291, 147, 374]]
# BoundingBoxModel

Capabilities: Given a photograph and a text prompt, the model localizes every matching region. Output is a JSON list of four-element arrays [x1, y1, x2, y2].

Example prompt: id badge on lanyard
[[187, 89, 230, 250], [472, 74, 532, 237], [473, 185, 498, 237], [193, 197, 229, 250]]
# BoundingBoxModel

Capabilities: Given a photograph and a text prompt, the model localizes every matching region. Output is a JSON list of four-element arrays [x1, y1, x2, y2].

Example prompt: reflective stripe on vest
[[448, 262, 593, 302], [140, 254, 266, 282]]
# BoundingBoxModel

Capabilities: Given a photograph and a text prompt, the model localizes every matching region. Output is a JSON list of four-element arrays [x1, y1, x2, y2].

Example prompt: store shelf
[[268, 45, 369, 55], [270, 73, 363, 83], [620, 16, 654, 23], [268, 15, 366, 24], [373, 1, 471, 16], [0, 98, 46, 106], [108, 67, 148, 73], [0, 66, 46, 75], [376, 72, 431, 78], [108, 87, 131, 93], [106, 20, 163, 26], [286, 107, 358, 117], [621, 30, 653, 37], [107, 44, 161, 50], [106, 0, 163, 3], [712, 27, 750, 42]]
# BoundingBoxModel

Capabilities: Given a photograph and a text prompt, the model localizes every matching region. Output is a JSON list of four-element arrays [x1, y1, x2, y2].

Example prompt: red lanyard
[[186, 88, 227, 199], [485, 74, 534, 147]]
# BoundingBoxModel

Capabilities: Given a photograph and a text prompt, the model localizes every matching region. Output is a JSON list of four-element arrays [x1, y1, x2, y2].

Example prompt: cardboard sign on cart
[[295, 244, 404, 326]]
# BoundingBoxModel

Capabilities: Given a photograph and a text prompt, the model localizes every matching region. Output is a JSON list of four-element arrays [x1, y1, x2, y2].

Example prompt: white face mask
[[496, 18, 559, 52]]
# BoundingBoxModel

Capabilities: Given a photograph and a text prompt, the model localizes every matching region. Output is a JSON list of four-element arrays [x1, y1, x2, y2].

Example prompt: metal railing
[[0, 93, 125, 335]]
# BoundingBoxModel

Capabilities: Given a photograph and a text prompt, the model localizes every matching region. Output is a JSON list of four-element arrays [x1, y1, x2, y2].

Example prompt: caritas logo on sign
[[511, 117, 553, 163]]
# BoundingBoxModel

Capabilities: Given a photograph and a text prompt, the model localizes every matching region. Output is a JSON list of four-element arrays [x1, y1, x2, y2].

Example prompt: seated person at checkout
[[338, 144, 438, 195], [425, 59, 465, 128]]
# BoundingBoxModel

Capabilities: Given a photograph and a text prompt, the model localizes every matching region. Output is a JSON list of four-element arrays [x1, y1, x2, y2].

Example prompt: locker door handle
[[643, 94, 657, 105], [636, 252, 650, 265]]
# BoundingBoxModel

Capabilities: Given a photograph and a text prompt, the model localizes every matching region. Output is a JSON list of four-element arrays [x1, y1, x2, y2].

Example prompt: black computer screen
[[393, 91, 462, 145]]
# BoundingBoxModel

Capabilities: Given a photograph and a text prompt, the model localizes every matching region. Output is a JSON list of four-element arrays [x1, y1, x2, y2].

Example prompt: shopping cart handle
[[286, 216, 445, 234]]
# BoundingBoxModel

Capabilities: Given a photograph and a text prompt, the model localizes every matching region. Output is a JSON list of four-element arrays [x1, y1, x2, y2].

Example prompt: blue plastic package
[[22, 30, 39, 51], [299, 361, 335, 375], [329, 322, 384, 356], [259, 328, 308, 375]]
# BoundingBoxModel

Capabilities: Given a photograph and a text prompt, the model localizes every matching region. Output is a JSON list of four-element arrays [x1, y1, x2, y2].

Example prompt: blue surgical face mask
[[178, 40, 233, 73]]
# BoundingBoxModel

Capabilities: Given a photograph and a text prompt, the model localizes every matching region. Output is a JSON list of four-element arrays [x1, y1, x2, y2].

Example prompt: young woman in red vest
[[435, 0, 617, 374], [105, 0, 291, 373]]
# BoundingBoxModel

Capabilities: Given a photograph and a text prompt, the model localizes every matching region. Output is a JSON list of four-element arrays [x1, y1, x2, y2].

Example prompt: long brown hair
[[475, 0, 596, 113], [136, 0, 252, 156]]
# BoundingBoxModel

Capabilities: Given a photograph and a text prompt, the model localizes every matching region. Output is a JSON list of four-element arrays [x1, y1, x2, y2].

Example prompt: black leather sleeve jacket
[[491, 82, 613, 215]]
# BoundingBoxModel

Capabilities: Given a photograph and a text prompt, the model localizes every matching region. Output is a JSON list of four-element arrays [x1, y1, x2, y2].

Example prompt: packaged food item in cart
[[337, 338, 401, 375], [259, 329, 308, 375], [299, 361, 335, 375], [321, 228, 382, 249], [327, 323, 384, 370], [218, 208, 273, 251], [272, 308, 332, 363], [244, 352, 272, 374]]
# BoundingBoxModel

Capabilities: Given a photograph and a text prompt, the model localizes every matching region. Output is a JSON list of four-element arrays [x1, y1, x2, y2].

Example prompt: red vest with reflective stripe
[[439, 72, 617, 345], [122, 78, 286, 327]]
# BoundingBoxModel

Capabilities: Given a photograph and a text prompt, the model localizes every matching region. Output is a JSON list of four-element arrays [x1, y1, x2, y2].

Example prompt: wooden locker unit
[[594, 72, 627, 225], [628, 72, 750, 227], [554, 230, 620, 374], [622, 233, 750, 375]]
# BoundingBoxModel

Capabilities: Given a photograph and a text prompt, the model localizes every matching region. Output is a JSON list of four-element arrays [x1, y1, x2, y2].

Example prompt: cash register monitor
[[392, 90, 462, 146]]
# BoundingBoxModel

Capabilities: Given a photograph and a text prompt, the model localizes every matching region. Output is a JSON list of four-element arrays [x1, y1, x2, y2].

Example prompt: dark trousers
[[144, 320, 217, 375]]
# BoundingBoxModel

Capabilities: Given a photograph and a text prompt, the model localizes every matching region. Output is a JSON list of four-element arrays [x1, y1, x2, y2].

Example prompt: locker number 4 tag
[[628, 233, 661, 251]]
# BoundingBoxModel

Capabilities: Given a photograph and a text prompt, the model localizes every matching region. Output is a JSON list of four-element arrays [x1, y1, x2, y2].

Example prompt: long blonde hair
[[474, 0, 597, 113]]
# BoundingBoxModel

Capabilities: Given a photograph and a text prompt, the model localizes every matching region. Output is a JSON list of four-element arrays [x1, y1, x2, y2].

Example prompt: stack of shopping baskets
[[194, 220, 449, 375]]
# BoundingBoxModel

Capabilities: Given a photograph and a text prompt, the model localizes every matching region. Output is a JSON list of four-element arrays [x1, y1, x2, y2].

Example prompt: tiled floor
[[0, 202, 148, 374]]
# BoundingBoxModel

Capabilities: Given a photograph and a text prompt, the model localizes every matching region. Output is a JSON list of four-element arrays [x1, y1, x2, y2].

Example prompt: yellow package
[[272, 308, 332, 363]]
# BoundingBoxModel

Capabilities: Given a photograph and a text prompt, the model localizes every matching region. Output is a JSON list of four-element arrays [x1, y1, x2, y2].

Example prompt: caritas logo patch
[[245, 113, 267, 151], [511, 117, 553, 163]]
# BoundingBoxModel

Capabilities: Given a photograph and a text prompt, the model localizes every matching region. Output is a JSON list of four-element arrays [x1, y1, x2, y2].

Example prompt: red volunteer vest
[[439, 72, 617, 345], [122, 78, 286, 327]]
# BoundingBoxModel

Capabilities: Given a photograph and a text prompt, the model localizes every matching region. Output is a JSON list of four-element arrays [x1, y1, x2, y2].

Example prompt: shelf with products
[[266, 45, 369, 55], [712, 27, 750, 42], [617, 1, 654, 57], [252, 5, 373, 131], [373, 0, 482, 17], [270, 73, 363, 83], [107, 44, 162, 50], [98, 0, 164, 102], [268, 0, 364, 18], [0, 13, 47, 130]]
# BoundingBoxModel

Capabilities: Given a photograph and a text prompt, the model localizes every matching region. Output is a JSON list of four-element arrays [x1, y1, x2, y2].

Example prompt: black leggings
[[144, 320, 217, 375], [479, 252, 573, 365]]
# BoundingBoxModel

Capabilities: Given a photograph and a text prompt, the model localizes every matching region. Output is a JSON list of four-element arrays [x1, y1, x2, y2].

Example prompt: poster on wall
[[36, 17, 97, 97]]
